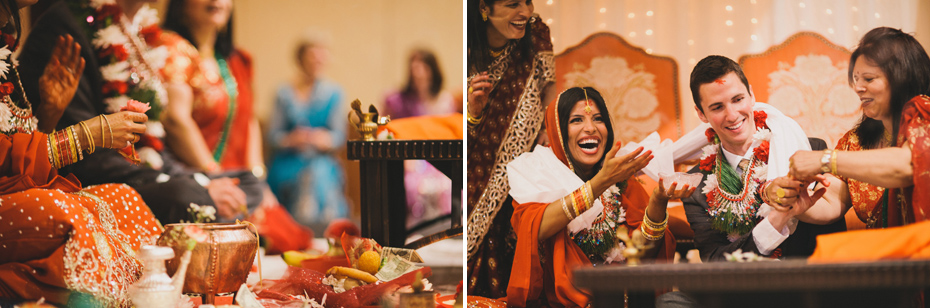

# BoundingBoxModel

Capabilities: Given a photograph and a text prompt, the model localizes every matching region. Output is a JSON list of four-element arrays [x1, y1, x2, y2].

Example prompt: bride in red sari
[[0, 0, 159, 306], [503, 87, 694, 307]]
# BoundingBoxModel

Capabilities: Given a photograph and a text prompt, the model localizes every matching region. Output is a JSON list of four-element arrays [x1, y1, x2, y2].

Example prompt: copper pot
[[156, 223, 258, 304]]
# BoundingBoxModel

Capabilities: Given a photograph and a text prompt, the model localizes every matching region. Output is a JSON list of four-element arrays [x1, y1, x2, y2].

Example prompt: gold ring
[[468, 86, 474, 94], [776, 187, 786, 198]]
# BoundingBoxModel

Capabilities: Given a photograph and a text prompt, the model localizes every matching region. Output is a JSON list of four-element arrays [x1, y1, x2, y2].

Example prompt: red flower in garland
[[0, 82, 13, 96], [705, 127, 717, 143], [753, 141, 770, 162], [102, 81, 128, 95], [101, 45, 129, 62], [96, 5, 122, 23], [700, 153, 717, 172], [754, 110, 768, 129], [140, 26, 162, 46], [1, 33, 14, 50]]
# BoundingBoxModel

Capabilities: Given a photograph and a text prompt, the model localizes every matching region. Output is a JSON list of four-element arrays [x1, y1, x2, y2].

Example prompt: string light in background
[[726, 20, 733, 26], [726, 5, 733, 11], [646, 10, 654, 16], [600, 7, 606, 13], [628, 13, 636, 18], [546, 0, 553, 5], [799, 2, 806, 8], [875, 13, 881, 19], [646, 29, 653, 36], [752, 18, 758, 24], [826, 9, 833, 15]]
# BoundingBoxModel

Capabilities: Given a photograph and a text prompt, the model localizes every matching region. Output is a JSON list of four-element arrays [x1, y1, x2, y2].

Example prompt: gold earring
[[482, 11, 488, 21]]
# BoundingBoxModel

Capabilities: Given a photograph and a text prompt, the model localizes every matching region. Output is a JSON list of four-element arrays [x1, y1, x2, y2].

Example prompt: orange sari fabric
[[159, 32, 254, 169], [506, 102, 675, 307], [0, 133, 162, 306], [900, 95, 930, 222], [835, 130, 896, 228], [809, 219, 930, 262]]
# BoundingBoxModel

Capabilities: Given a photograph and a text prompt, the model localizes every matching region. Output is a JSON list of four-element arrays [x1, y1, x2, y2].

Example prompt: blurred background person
[[384, 48, 455, 230], [160, 0, 265, 220], [266, 31, 348, 233]]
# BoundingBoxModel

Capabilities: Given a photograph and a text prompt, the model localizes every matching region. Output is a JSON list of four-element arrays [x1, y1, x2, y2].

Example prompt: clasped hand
[[764, 176, 827, 215]]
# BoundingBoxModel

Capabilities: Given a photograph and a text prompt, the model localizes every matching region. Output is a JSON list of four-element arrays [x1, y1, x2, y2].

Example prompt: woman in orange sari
[[504, 87, 694, 307], [790, 27, 930, 229], [0, 0, 159, 306]]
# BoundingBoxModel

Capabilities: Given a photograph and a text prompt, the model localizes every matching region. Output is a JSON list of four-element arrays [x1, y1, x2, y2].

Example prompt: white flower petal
[[93, 25, 128, 49], [702, 174, 718, 195], [100, 61, 130, 81]]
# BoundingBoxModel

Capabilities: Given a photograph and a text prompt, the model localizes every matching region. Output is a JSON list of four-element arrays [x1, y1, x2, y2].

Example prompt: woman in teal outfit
[[267, 36, 348, 230]]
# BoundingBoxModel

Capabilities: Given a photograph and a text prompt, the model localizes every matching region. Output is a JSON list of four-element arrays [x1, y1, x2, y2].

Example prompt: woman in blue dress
[[267, 36, 348, 230]]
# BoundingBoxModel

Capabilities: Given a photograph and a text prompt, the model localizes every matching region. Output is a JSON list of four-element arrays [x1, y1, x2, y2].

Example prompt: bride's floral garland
[[69, 0, 168, 121], [0, 22, 37, 135], [699, 110, 772, 237], [570, 181, 629, 264]]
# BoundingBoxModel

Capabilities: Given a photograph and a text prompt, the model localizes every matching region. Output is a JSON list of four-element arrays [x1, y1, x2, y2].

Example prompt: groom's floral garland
[[69, 0, 168, 121], [699, 110, 771, 237]]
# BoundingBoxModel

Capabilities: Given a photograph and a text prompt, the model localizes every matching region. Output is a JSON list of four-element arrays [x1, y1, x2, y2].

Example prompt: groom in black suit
[[681, 55, 845, 262]]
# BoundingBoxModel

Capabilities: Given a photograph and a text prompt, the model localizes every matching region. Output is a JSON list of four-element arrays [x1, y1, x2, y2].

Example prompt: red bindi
[[714, 79, 726, 85]]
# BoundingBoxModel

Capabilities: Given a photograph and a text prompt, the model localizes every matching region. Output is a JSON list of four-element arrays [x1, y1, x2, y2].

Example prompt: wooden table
[[573, 259, 930, 308], [347, 139, 462, 248]]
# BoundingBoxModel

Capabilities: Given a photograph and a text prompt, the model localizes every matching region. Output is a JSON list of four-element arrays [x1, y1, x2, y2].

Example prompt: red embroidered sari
[[899, 95, 930, 222], [835, 130, 898, 228], [159, 32, 254, 169]]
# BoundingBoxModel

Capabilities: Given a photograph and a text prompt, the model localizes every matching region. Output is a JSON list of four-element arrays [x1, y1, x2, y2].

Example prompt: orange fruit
[[358, 250, 381, 274]]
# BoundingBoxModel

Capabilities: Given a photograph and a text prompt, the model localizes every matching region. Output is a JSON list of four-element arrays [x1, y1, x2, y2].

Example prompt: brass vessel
[[348, 99, 390, 141], [156, 223, 258, 304]]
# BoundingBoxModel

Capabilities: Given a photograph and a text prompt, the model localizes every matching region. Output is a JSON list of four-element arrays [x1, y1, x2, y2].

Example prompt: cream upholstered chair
[[739, 32, 865, 230]]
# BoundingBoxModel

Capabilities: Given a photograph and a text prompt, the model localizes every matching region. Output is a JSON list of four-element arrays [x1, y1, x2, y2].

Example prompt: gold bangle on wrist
[[641, 223, 665, 241], [467, 111, 482, 125], [561, 196, 574, 221]]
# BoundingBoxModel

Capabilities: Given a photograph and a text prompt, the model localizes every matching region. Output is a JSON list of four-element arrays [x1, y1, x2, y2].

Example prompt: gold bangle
[[467, 111, 482, 125], [70, 126, 83, 161], [641, 223, 665, 241], [47, 133, 58, 169], [560, 196, 574, 221], [66, 128, 76, 165], [643, 210, 669, 230], [830, 150, 838, 175], [79, 121, 94, 154], [570, 191, 581, 217], [100, 115, 114, 148]]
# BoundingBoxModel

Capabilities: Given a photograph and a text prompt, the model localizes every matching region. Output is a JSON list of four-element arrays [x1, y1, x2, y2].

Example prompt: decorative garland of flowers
[[68, 0, 168, 120], [570, 181, 629, 264], [0, 22, 37, 135], [699, 110, 771, 237]]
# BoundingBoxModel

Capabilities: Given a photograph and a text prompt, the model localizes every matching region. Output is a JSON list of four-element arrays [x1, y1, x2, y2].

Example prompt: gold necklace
[[489, 46, 505, 58], [883, 130, 893, 146]]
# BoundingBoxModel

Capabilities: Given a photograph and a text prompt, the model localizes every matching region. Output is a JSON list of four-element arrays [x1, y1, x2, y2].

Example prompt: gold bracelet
[[830, 150, 838, 175], [643, 210, 669, 230], [641, 223, 665, 241], [560, 196, 574, 221], [70, 126, 83, 161], [79, 121, 94, 154], [100, 114, 113, 148], [467, 111, 482, 125], [570, 191, 581, 217], [47, 133, 58, 169]]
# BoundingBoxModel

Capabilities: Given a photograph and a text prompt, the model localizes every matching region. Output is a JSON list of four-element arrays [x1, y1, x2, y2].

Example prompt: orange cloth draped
[[507, 180, 675, 307], [159, 32, 254, 170], [900, 95, 930, 222], [0, 134, 162, 306], [0, 133, 80, 194], [809, 220, 930, 262], [383, 114, 464, 140], [835, 129, 897, 228], [506, 100, 675, 307]]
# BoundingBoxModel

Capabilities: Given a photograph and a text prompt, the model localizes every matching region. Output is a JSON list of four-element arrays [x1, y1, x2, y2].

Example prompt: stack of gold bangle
[[561, 197, 575, 220], [47, 125, 84, 169], [641, 211, 668, 241], [467, 112, 482, 125], [78, 120, 94, 154]]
